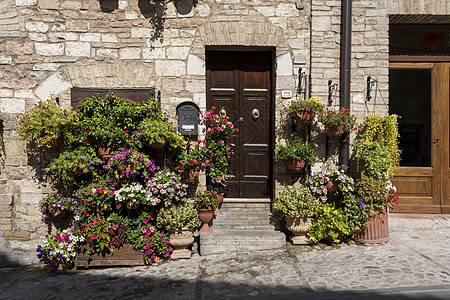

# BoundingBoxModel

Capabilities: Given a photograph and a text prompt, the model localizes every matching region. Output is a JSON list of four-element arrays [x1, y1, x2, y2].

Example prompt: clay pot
[[326, 126, 346, 137], [180, 169, 200, 184], [150, 142, 166, 149], [285, 216, 313, 244], [197, 209, 214, 233], [326, 180, 338, 192], [48, 136, 63, 150], [167, 228, 194, 250], [294, 110, 315, 124], [355, 208, 390, 244], [285, 159, 306, 171], [126, 201, 139, 210], [120, 163, 136, 181], [98, 146, 113, 158], [214, 193, 224, 215]]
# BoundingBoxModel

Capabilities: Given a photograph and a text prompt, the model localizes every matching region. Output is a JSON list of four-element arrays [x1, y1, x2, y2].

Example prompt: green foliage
[[133, 118, 184, 149], [341, 195, 370, 233], [282, 97, 324, 117], [18, 100, 78, 148], [74, 219, 111, 255], [361, 141, 392, 180], [275, 137, 316, 166], [308, 203, 353, 243], [353, 115, 401, 176], [319, 108, 357, 132], [273, 188, 318, 217], [44, 147, 102, 181], [172, 141, 208, 171], [193, 190, 219, 210], [356, 175, 389, 213], [40, 194, 78, 221], [156, 203, 201, 230]]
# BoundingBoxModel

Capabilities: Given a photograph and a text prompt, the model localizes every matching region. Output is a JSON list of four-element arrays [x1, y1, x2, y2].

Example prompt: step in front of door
[[199, 229, 286, 255]]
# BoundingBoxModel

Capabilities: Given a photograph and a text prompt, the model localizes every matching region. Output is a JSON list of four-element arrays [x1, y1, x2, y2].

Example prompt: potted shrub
[[309, 169, 355, 203], [273, 188, 319, 244], [319, 108, 357, 136], [282, 97, 324, 124], [193, 190, 218, 233], [156, 203, 202, 258], [18, 100, 77, 149], [88, 124, 130, 157], [133, 118, 184, 150], [275, 137, 315, 171], [308, 203, 353, 244], [173, 141, 207, 184]]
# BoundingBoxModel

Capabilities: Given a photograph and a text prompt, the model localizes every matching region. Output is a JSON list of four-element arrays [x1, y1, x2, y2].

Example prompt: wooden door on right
[[389, 62, 450, 213]]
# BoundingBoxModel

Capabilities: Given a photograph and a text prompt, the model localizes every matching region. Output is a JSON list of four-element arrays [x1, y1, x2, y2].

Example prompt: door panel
[[207, 51, 272, 198], [389, 62, 450, 213]]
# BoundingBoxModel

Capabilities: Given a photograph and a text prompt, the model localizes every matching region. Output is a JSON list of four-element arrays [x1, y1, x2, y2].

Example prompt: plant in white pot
[[273, 187, 319, 244], [156, 203, 201, 259]]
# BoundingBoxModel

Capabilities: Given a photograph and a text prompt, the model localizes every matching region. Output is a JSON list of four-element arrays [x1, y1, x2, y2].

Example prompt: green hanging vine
[[353, 115, 401, 175]]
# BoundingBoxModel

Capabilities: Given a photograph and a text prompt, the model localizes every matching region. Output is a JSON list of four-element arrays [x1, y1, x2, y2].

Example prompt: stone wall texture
[[0, 0, 448, 265]]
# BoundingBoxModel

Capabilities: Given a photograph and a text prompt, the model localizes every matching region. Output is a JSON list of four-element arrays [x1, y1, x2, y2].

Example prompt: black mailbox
[[177, 102, 199, 136]]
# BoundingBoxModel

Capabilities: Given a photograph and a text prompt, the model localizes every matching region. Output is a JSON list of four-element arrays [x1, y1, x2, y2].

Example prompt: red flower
[[85, 236, 91, 242], [84, 138, 89, 144], [124, 128, 129, 134], [85, 129, 90, 134], [179, 163, 184, 170], [190, 160, 195, 166]]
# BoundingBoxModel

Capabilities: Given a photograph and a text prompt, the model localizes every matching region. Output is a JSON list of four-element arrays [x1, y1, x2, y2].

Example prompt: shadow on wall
[[0, 250, 21, 267], [99, 0, 119, 12]]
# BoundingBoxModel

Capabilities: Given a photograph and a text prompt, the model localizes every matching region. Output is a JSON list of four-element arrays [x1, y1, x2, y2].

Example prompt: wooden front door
[[389, 62, 450, 213], [206, 51, 272, 198]]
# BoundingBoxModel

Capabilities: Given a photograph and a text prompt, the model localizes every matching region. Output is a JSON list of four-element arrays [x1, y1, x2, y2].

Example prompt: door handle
[[432, 137, 439, 143], [239, 117, 243, 122], [252, 108, 260, 120]]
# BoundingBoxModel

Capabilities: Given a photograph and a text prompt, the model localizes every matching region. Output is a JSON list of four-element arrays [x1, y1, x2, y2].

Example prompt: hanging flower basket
[[48, 136, 63, 150], [326, 180, 338, 192], [294, 110, 315, 124], [326, 126, 346, 137], [285, 159, 306, 171]]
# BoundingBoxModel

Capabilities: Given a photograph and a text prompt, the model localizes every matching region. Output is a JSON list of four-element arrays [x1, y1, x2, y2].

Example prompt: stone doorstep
[[389, 213, 450, 232]]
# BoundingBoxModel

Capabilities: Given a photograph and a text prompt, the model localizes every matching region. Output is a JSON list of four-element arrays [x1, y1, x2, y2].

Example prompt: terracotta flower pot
[[285, 216, 313, 244], [48, 136, 63, 150], [180, 169, 200, 184], [214, 193, 224, 215], [150, 142, 166, 149], [98, 146, 113, 158], [326, 126, 346, 137], [326, 180, 338, 192], [120, 163, 136, 181], [197, 209, 214, 233], [285, 159, 306, 171], [355, 208, 390, 244], [126, 201, 139, 210], [294, 110, 315, 124]]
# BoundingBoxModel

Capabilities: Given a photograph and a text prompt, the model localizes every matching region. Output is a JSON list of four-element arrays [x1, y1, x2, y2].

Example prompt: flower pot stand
[[168, 228, 194, 259]]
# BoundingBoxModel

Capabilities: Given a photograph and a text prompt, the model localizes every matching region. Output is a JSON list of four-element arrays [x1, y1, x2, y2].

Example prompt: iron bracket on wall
[[366, 76, 378, 101]]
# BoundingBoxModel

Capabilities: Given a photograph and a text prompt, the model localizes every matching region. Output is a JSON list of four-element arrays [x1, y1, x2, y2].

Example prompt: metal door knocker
[[252, 108, 260, 120], [219, 108, 227, 116]]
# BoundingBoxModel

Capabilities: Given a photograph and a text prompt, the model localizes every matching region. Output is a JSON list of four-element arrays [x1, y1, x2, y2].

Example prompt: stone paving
[[0, 216, 449, 300]]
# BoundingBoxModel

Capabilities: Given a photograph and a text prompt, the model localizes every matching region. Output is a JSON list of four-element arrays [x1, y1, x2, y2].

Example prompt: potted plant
[[275, 137, 315, 171], [36, 230, 79, 271], [282, 97, 324, 124], [308, 203, 353, 244], [18, 100, 77, 149], [173, 141, 207, 184], [40, 194, 78, 221], [309, 169, 355, 203], [319, 108, 357, 136], [133, 118, 184, 150], [106, 148, 158, 181], [146, 170, 188, 207], [193, 190, 218, 233], [273, 188, 319, 244], [156, 203, 201, 259], [115, 182, 151, 210], [88, 124, 130, 157]]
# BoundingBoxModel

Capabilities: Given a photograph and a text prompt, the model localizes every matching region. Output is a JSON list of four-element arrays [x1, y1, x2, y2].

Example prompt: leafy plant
[[146, 170, 188, 207], [18, 100, 77, 148], [361, 141, 392, 180], [36, 230, 81, 271], [273, 188, 319, 217], [74, 218, 111, 255], [353, 114, 401, 175], [172, 140, 207, 171], [282, 97, 324, 118], [88, 124, 130, 149], [133, 118, 184, 149], [156, 203, 201, 230], [40, 194, 78, 221], [341, 195, 370, 233], [356, 175, 389, 213], [275, 137, 316, 166], [44, 147, 102, 181], [106, 148, 159, 180], [192, 190, 219, 210], [115, 182, 152, 206], [319, 108, 357, 133], [308, 203, 353, 243], [309, 169, 355, 203]]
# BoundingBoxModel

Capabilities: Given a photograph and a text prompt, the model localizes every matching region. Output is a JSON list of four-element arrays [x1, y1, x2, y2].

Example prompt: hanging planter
[[326, 180, 338, 192], [285, 159, 306, 171], [120, 163, 136, 181], [294, 110, 315, 124], [126, 201, 139, 210], [48, 136, 63, 150]]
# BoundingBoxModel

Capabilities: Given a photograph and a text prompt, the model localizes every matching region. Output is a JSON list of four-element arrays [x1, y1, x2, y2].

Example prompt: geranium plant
[[275, 137, 315, 166], [74, 181, 116, 222], [282, 97, 324, 121], [273, 188, 319, 217], [36, 230, 82, 271], [173, 140, 207, 172], [156, 203, 201, 230], [146, 170, 188, 207], [192, 190, 219, 211], [74, 218, 111, 255], [133, 118, 184, 149], [44, 147, 102, 181], [18, 100, 77, 148], [319, 108, 357, 133], [40, 194, 78, 221], [309, 169, 355, 203]]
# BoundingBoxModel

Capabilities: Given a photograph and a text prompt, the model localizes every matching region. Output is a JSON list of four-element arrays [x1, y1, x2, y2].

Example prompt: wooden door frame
[[389, 62, 449, 213]]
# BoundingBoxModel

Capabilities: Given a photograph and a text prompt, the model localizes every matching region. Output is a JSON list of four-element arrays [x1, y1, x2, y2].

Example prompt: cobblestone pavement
[[1, 215, 449, 300]]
